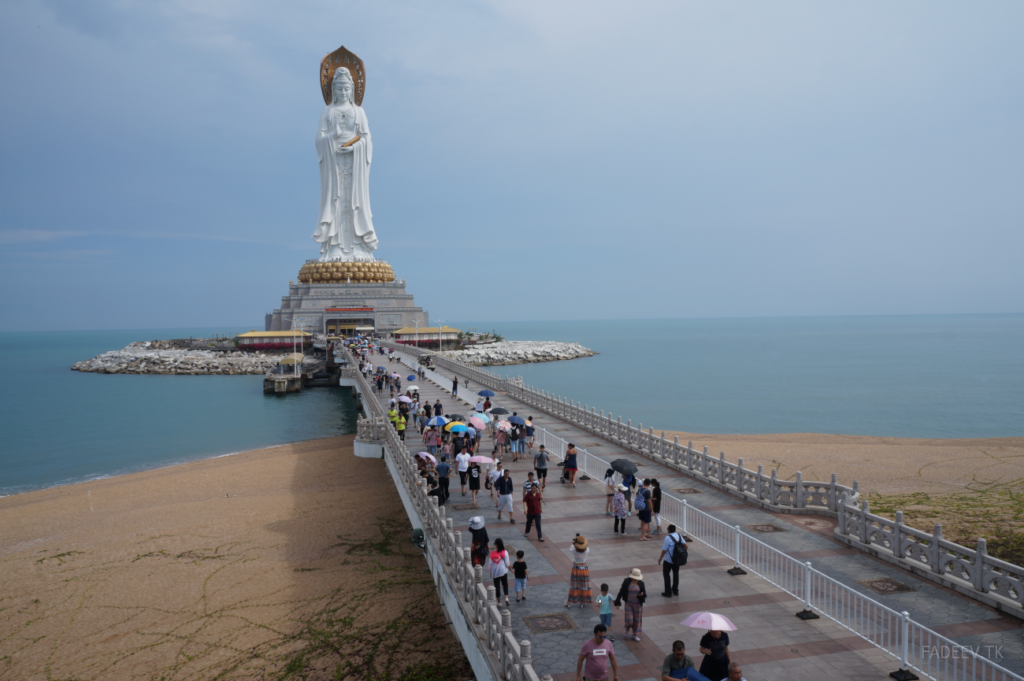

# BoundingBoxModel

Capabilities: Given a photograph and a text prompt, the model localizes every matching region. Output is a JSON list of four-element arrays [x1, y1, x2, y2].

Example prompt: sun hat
[[572, 534, 589, 551], [616, 483, 628, 492], [469, 516, 485, 530], [629, 568, 643, 580]]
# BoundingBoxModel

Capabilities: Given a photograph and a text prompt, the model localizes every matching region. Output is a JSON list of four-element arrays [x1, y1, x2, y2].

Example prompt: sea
[[1, 314, 1022, 497]]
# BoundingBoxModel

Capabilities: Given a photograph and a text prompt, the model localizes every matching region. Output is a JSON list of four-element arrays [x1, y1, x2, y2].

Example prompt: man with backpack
[[657, 524, 687, 597]]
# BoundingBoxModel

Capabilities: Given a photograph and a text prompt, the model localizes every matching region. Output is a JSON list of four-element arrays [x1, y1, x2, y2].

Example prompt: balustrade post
[[974, 538, 988, 592], [702, 446, 710, 478], [931, 524, 945, 574], [718, 452, 727, 485], [736, 458, 745, 493], [893, 511, 904, 558], [757, 464, 765, 501], [837, 493, 847, 534], [521, 639, 532, 664], [682, 499, 688, 536], [828, 473, 838, 511], [728, 525, 747, 575], [770, 468, 778, 505], [859, 501, 870, 544], [673, 436, 681, 465], [795, 471, 804, 508], [475, 564, 484, 583]]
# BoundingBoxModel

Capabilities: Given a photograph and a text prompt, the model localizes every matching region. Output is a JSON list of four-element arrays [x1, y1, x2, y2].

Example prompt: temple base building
[[266, 260, 428, 336]]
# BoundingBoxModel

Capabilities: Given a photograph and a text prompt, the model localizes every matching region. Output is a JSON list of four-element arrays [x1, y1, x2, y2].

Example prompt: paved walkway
[[372, 350, 1024, 680]]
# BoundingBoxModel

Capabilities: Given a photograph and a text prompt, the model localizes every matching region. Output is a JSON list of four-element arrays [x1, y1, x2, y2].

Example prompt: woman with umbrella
[[565, 534, 592, 608], [468, 516, 489, 566], [613, 568, 647, 642], [564, 443, 579, 487], [679, 612, 736, 681]]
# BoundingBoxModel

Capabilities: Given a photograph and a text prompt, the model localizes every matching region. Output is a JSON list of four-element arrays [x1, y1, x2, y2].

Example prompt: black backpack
[[670, 533, 688, 566]]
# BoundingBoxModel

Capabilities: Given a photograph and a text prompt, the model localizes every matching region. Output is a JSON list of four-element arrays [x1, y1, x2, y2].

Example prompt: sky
[[0, 1, 1022, 331]]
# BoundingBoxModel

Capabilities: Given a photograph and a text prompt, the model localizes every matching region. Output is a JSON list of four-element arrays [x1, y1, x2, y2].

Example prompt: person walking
[[651, 479, 663, 534], [575, 624, 619, 681], [613, 568, 647, 642], [495, 468, 515, 524], [612, 484, 628, 535], [512, 550, 529, 602], [525, 417, 535, 451], [387, 405, 398, 429], [468, 461, 482, 503], [468, 516, 488, 567], [565, 534, 592, 608], [604, 468, 616, 515], [488, 537, 511, 607], [698, 630, 731, 681], [435, 456, 451, 503], [451, 375, 459, 397], [658, 524, 686, 597], [456, 449, 471, 495], [659, 641, 698, 681], [395, 413, 407, 441], [636, 479, 653, 540], [424, 426, 440, 456], [595, 584, 616, 641], [488, 461, 503, 499], [534, 444, 549, 490], [523, 482, 544, 541], [565, 443, 579, 487], [434, 399, 444, 417]]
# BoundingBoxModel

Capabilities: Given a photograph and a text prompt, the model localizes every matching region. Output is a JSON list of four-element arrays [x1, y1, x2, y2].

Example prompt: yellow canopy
[[278, 353, 305, 365]]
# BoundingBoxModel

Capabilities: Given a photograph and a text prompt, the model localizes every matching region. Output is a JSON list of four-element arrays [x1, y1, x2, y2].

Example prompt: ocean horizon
[[1, 313, 1022, 497]]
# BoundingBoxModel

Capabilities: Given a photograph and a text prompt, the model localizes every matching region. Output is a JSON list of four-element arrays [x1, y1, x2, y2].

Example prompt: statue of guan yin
[[312, 65, 378, 262]]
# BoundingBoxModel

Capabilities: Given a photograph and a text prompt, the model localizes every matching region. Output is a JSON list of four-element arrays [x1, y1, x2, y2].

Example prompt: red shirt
[[523, 492, 542, 515]]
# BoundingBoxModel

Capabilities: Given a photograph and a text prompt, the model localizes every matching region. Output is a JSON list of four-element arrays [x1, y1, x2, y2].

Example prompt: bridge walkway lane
[[373, 350, 1024, 680]]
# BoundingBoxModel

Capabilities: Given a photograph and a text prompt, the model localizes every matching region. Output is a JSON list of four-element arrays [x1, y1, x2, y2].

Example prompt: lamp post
[[412, 319, 424, 348], [435, 319, 448, 352]]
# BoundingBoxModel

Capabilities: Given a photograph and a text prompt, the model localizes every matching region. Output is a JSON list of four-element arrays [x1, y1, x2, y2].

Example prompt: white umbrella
[[679, 612, 738, 631], [408, 385, 420, 391], [415, 452, 438, 464], [397, 396, 413, 403]]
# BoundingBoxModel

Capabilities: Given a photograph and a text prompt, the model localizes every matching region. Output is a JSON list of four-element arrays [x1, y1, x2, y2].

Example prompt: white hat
[[469, 516, 485, 530], [629, 568, 643, 580], [616, 483, 628, 492]]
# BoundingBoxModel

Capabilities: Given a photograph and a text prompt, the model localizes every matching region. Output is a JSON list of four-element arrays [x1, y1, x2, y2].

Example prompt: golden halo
[[321, 46, 365, 106]]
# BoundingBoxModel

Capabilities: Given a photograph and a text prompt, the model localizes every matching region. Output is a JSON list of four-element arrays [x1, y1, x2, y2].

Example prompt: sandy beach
[[0, 436, 472, 681], [662, 431, 1024, 496]]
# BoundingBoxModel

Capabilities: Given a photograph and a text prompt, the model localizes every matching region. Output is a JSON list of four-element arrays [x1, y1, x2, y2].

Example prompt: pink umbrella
[[468, 456, 494, 464], [397, 396, 413, 403], [469, 416, 486, 429], [496, 421, 512, 432], [415, 452, 437, 464], [679, 612, 738, 631], [391, 373, 401, 378]]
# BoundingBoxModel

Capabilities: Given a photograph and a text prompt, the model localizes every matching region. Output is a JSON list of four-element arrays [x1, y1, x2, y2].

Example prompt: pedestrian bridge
[[345, 343, 1024, 681]]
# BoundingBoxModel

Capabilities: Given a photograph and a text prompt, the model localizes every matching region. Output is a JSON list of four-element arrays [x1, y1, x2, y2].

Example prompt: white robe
[[313, 103, 377, 260]]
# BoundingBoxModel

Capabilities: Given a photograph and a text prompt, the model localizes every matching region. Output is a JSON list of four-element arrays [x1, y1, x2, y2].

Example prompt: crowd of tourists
[[343, 336, 748, 681]]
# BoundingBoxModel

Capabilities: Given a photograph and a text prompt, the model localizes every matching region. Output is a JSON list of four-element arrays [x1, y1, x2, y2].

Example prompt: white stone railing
[[344, 348, 545, 681], [836, 496, 1024, 615]]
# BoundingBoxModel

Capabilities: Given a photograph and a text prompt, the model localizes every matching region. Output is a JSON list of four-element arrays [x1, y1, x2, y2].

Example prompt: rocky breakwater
[[441, 341, 596, 366], [71, 342, 280, 375]]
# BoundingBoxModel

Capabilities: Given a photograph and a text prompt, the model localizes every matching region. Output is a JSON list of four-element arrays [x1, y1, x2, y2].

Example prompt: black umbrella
[[489, 407, 511, 415], [448, 413, 467, 421], [610, 458, 639, 476]]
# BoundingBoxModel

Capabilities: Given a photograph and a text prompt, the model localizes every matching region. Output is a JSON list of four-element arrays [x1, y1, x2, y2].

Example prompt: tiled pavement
[[371, 351, 1024, 680]]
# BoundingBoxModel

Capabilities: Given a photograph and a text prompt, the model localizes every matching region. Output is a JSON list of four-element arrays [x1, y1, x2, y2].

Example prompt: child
[[595, 583, 615, 640], [512, 550, 529, 602]]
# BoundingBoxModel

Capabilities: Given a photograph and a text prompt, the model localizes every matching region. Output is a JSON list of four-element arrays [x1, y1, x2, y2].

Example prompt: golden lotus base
[[298, 260, 396, 284]]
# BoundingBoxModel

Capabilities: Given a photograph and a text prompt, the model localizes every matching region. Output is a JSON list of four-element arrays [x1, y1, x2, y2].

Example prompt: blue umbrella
[[407, 375, 416, 381], [477, 389, 496, 397], [448, 424, 469, 433], [508, 415, 526, 425], [426, 416, 449, 426]]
